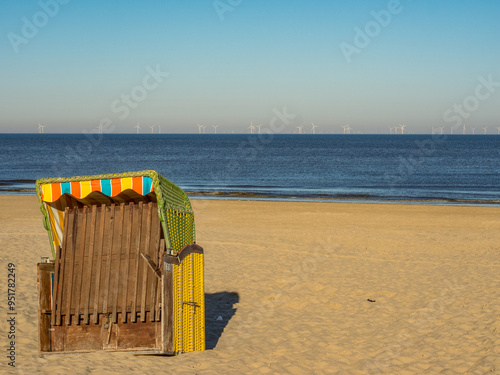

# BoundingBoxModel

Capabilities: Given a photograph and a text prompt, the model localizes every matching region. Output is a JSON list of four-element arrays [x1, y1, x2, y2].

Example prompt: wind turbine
[[482, 126, 488, 134], [256, 124, 263, 134], [341, 125, 348, 134], [38, 123, 45, 134], [134, 122, 141, 134], [439, 127, 444, 135], [471, 127, 476, 135], [197, 124, 204, 134], [450, 126, 453, 135], [213, 125, 219, 134], [248, 122, 255, 134], [158, 124, 161, 134], [297, 124, 304, 134], [496, 126, 500, 134], [95, 124, 103, 134], [463, 124, 466, 135], [311, 123, 318, 134], [202, 125, 207, 134], [399, 124, 406, 135], [389, 126, 393, 134]]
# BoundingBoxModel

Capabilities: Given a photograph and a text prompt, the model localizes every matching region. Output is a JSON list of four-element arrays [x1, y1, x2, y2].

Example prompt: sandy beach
[[1, 195, 499, 374]]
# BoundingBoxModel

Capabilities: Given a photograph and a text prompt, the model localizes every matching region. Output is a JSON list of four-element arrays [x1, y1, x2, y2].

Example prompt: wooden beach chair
[[36, 171, 205, 355]]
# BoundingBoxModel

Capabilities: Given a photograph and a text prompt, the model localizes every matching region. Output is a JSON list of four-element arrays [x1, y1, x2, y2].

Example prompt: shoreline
[[2, 189, 500, 207]]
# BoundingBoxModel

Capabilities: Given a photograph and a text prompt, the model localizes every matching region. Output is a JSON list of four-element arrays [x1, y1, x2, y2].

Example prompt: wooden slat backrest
[[52, 202, 162, 326], [64, 206, 77, 326], [131, 202, 143, 323], [101, 203, 114, 316], [92, 204, 106, 324], [121, 203, 133, 323], [82, 205, 97, 324]]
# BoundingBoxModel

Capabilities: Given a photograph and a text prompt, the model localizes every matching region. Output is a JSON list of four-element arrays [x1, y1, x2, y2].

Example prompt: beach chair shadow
[[204, 292, 239, 350]]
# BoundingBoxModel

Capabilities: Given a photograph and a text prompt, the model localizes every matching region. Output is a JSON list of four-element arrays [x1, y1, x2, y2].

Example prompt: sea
[[1, 134, 499, 206]]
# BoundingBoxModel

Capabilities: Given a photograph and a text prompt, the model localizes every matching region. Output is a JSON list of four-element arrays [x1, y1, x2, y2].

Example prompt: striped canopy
[[40, 176, 153, 202], [36, 170, 194, 258]]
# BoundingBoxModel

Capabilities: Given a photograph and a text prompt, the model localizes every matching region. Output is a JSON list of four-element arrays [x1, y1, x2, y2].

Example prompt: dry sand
[[0, 195, 499, 374]]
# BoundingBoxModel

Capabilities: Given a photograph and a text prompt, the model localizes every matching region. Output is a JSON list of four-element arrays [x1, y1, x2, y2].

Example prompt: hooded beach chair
[[36, 171, 205, 355]]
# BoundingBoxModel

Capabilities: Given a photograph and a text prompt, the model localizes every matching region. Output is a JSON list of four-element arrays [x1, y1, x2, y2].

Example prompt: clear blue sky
[[1, 0, 499, 133]]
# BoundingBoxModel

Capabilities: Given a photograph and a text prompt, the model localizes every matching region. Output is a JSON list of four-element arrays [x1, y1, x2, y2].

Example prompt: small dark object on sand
[[367, 299, 376, 302]]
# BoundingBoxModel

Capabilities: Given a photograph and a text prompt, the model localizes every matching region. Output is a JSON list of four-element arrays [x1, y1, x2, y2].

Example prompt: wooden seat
[[38, 201, 203, 354]]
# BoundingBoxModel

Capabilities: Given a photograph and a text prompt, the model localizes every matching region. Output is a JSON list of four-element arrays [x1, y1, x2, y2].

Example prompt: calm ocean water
[[1, 134, 499, 205]]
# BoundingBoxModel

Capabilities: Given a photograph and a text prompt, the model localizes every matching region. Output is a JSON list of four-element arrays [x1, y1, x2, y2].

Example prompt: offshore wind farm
[[30, 121, 500, 135]]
